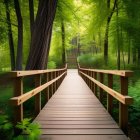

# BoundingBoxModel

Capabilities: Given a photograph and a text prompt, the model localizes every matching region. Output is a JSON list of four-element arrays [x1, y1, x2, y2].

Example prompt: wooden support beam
[[91, 71, 94, 93], [35, 74, 41, 116], [44, 73, 49, 103], [14, 77, 23, 124], [107, 74, 113, 114], [99, 73, 104, 102], [94, 72, 97, 96], [119, 76, 128, 135]]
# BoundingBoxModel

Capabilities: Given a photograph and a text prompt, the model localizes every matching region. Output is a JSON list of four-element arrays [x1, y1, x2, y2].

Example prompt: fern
[[16, 118, 41, 140]]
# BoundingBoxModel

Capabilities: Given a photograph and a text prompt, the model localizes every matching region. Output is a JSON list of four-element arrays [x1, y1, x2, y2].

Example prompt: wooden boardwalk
[[34, 69, 128, 140]]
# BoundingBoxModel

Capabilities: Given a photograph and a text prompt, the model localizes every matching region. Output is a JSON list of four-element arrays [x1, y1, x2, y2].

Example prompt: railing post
[[99, 73, 104, 101], [56, 71, 59, 89], [14, 77, 23, 124], [89, 71, 92, 89], [93, 72, 97, 96], [35, 74, 41, 116], [52, 72, 55, 94], [48, 72, 52, 99], [91, 71, 94, 93], [119, 76, 128, 135], [51, 72, 54, 96], [44, 73, 49, 103], [107, 74, 113, 114]]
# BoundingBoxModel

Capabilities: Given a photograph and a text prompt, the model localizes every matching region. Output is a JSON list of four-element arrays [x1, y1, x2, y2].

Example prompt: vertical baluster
[[48, 72, 52, 99], [107, 74, 113, 114], [14, 77, 23, 124], [51, 72, 54, 96], [35, 74, 41, 116], [99, 73, 104, 101], [91, 71, 94, 93], [94, 72, 97, 96], [119, 76, 128, 135], [44, 72, 49, 103], [55, 71, 58, 90]]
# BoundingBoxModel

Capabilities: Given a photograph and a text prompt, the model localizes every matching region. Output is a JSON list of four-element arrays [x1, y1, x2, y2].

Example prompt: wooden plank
[[33, 69, 128, 140], [40, 124, 119, 129], [35, 120, 117, 125], [40, 135, 128, 140], [35, 117, 113, 121], [40, 128, 124, 135]]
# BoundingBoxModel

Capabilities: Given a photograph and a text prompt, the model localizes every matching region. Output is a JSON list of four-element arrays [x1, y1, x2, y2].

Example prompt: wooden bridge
[[9, 64, 133, 140]]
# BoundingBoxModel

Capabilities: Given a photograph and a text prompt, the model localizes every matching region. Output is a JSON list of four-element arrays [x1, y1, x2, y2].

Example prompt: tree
[[29, 0, 34, 38], [14, 0, 23, 70], [104, 0, 117, 64], [26, 0, 58, 70], [4, 0, 15, 70], [61, 19, 66, 65]]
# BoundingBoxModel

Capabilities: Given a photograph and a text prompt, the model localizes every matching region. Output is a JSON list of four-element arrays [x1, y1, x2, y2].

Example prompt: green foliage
[[0, 115, 14, 140], [47, 61, 56, 69], [78, 54, 117, 69], [129, 80, 140, 131], [0, 115, 41, 140], [16, 118, 41, 140]]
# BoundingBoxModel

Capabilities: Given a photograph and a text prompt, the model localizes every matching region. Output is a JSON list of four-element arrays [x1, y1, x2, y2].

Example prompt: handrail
[[80, 71, 133, 105], [9, 65, 67, 77], [10, 64, 67, 125], [10, 72, 66, 106], [78, 64, 133, 77], [78, 63, 133, 135]]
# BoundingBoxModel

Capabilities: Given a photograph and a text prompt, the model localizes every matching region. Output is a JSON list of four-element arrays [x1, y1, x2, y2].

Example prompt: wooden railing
[[9, 65, 67, 124], [78, 64, 133, 135]]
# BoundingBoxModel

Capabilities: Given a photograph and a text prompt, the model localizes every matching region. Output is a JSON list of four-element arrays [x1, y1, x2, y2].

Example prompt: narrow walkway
[[34, 70, 128, 140]]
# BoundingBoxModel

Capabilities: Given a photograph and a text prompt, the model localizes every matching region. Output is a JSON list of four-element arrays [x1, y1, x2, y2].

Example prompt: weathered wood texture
[[34, 70, 129, 140]]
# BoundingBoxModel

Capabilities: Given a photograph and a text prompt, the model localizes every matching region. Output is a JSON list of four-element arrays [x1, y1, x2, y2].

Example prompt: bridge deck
[[34, 69, 128, 140]]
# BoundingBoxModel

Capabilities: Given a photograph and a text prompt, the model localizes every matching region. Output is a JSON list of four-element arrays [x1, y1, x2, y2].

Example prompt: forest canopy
[[0, 0, 140, 70]]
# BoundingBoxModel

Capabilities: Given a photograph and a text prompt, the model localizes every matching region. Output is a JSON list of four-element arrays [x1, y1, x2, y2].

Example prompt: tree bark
[[128, 38, 131, 64], [26, 0, 58, 70], [133, 48, 136, 64], [138, 48, 140, 64], [116, 0, 120, 70], [61, 19, 66, 65], [29, 0, 34, 37], [104, 0, 117, 64], [14, 0, 23, 70], [4, 0, 16, 70]]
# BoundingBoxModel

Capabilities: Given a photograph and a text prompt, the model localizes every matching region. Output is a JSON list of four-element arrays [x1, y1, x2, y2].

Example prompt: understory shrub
[[0, 115, 41, 140]]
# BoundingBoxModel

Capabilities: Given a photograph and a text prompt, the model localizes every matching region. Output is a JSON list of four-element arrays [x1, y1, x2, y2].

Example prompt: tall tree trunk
[[4, 0, 15, 70], [98, 31, 102, 52], [116, 0, 120, 70], [14, 0, 23, 70], [133, 48, 136, 64], [77, 33, 80, 56], [138, 48, 140, 64], [26, 0, 58, 70], [61, 19, 66, 66], [128, 37, 131, 64], [104, 0, 117, 64], [29, 0, 34, 37]]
